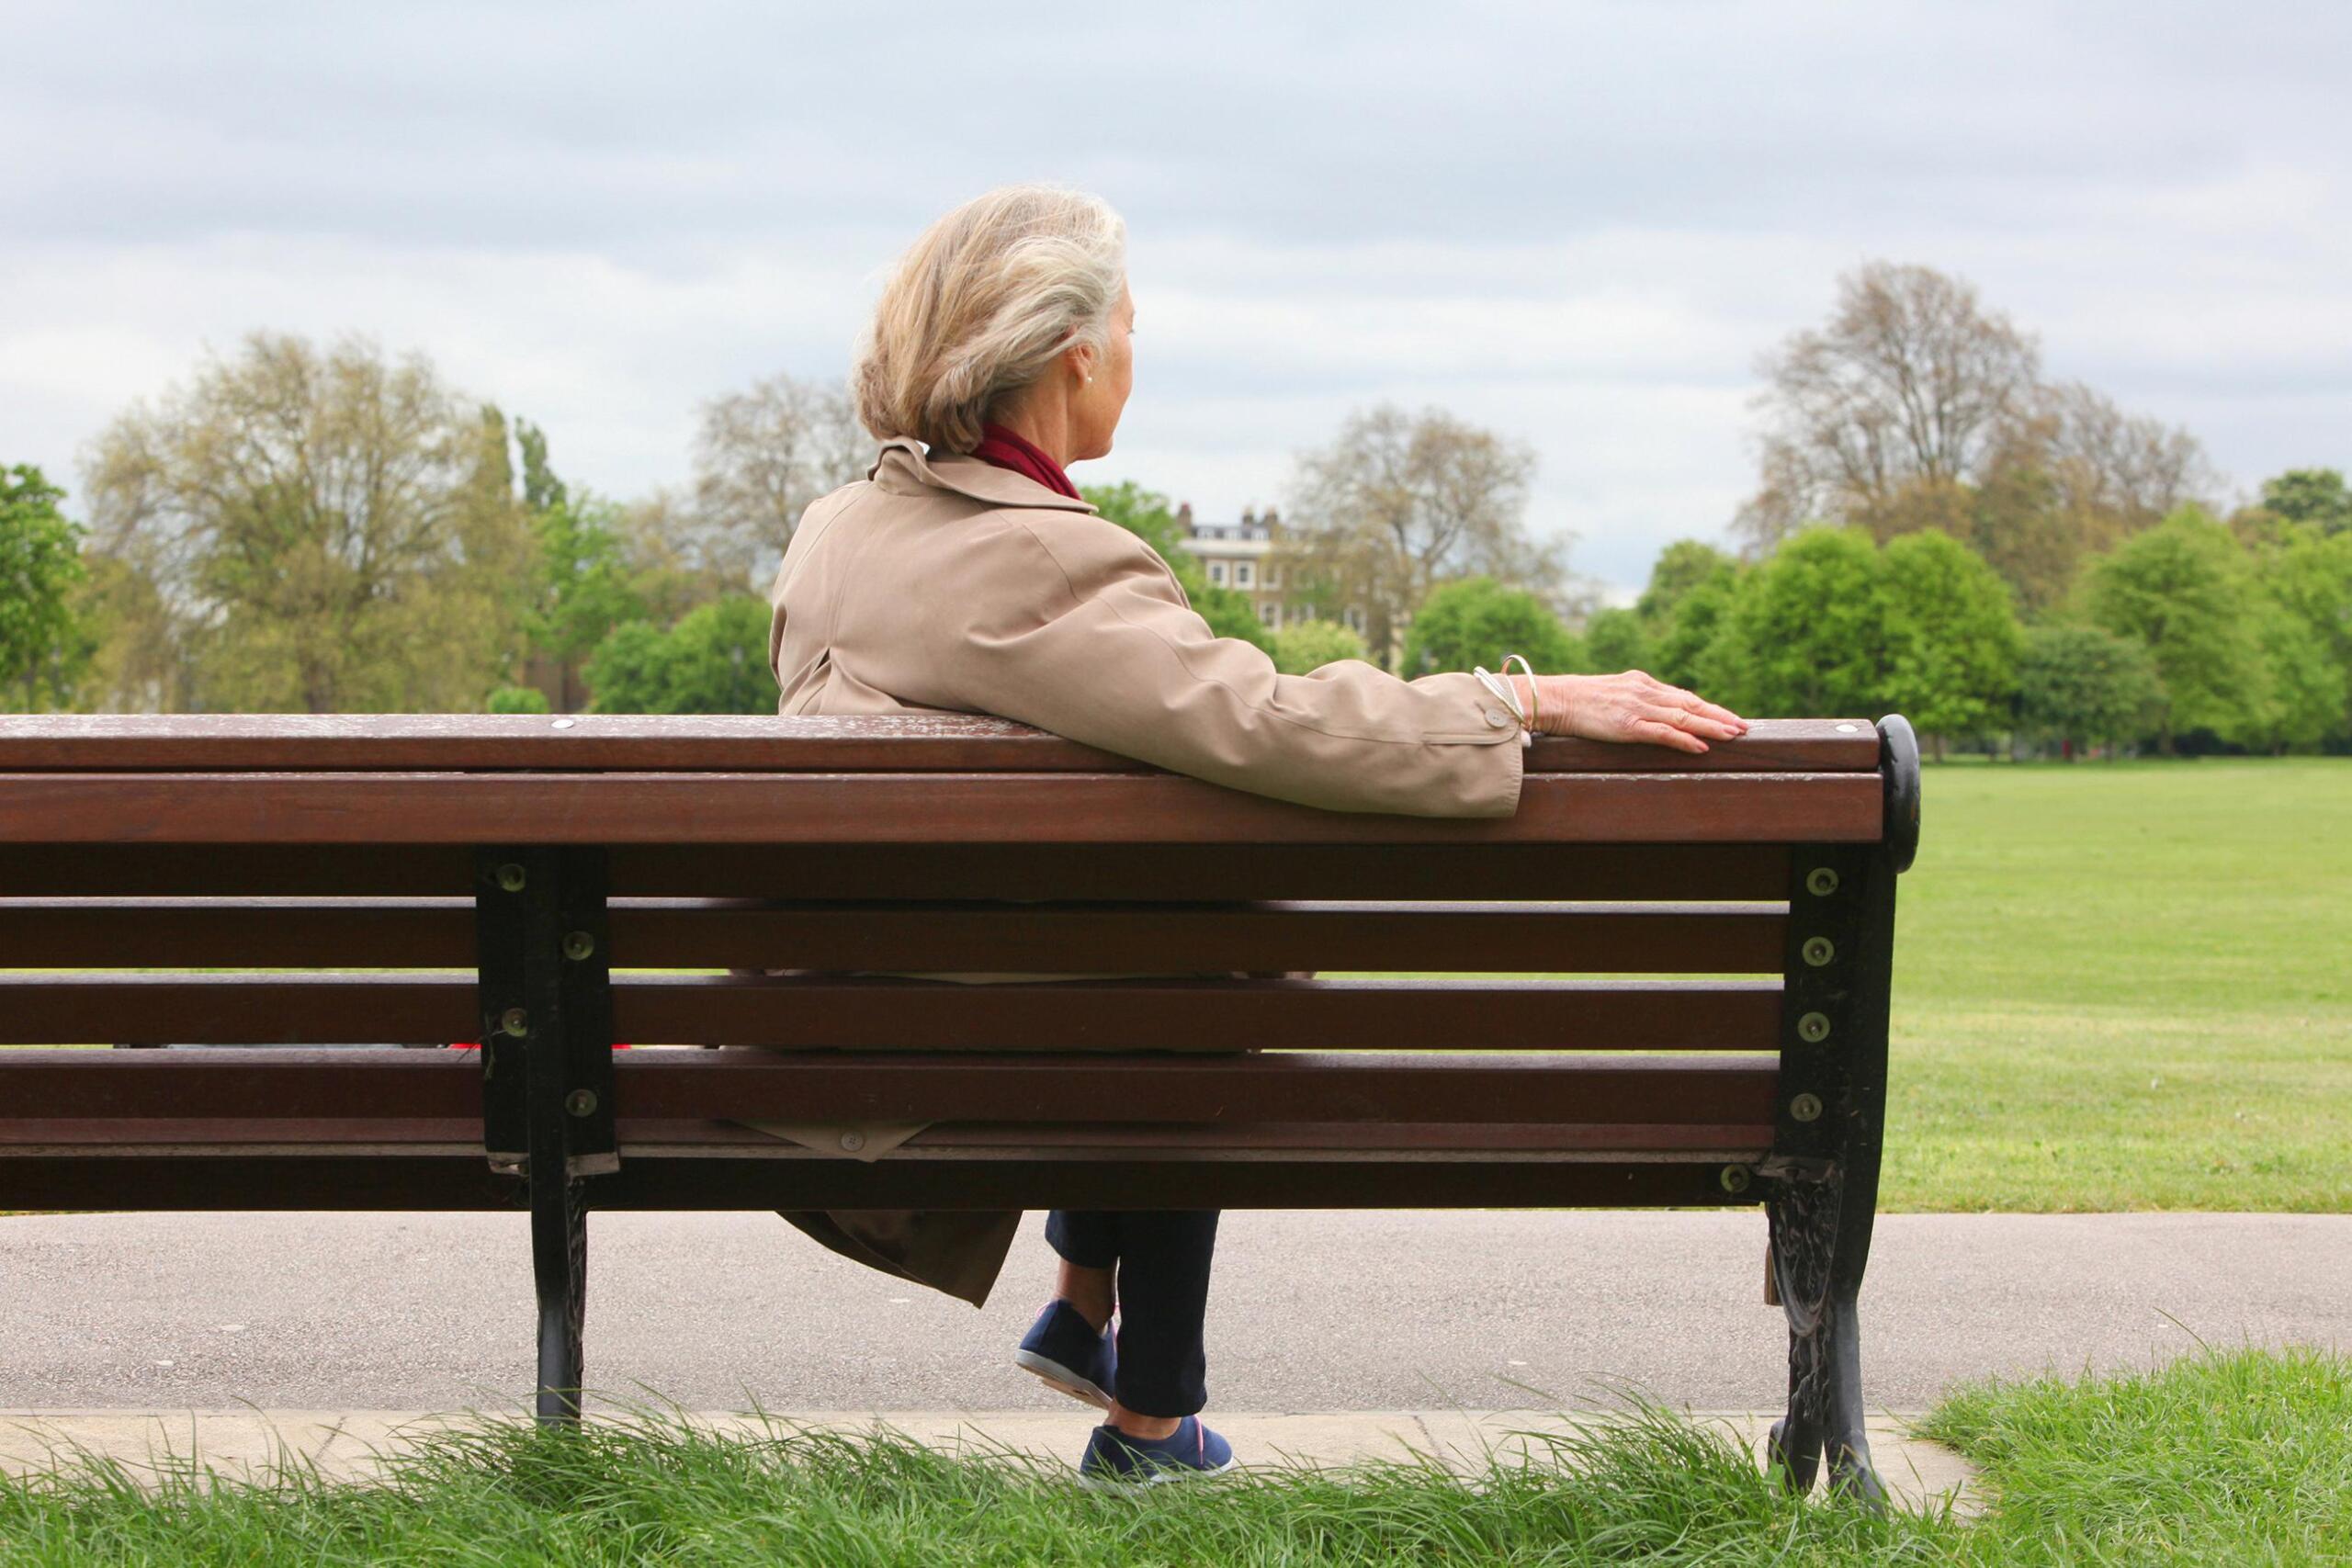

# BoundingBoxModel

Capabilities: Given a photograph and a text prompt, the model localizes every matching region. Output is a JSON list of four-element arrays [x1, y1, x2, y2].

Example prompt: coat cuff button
[[1482, 706, 1510, 728]]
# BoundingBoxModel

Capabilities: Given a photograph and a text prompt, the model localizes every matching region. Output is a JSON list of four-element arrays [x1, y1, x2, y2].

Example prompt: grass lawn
[[1, 1348, 2342, 1564], [1881, 757, 2351, 1212]]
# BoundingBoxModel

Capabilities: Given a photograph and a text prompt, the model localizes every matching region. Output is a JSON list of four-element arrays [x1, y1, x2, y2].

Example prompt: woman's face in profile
[[1072, 281, 1135, 461]]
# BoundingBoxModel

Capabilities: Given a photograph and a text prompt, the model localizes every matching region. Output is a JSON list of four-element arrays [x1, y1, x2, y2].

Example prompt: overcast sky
[[6, 1, 2347, 598]]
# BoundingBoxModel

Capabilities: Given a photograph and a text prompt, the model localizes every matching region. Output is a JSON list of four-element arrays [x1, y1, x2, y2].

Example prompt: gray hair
[[853, 185, 1127, 453]]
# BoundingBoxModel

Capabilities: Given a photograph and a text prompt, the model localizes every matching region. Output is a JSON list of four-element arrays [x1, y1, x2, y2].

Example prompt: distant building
[[1176, 502, 1366, 637]]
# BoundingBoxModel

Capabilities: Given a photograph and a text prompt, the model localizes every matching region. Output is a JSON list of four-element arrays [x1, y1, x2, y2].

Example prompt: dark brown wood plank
[[0, 898, 1788, 974], [0, 976, 1781, 1050], [0, 1119, 1770, 1155], [0, 1153, 1755, 1212], [0, 714, 1881, 774], [0, 842, 1795, 902], [0, 771, 1883, 846], [0, 1048, 1777, 1124]]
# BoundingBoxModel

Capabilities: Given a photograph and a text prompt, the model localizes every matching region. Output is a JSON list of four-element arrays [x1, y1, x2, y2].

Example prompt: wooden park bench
[[0, 711, 1919, 1498]]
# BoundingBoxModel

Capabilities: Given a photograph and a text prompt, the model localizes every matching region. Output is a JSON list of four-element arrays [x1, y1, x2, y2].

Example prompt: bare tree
[[1735, 263, 2041, 550], [689, 374, 866, 586], [80, 333, 530, 712], [1278, 405, 1564, 668], [2032, 379, 2215, 547]]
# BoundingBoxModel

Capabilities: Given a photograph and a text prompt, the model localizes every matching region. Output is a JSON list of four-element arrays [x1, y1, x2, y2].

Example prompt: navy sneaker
[[1078, 1416, 1236, 1485], [1014, 1299, 1115, 1411]]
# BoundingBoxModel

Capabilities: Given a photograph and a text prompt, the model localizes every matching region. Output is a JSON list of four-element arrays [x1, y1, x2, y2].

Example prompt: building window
[[1234, 561, 1254, 589], [1259, 600, 1281, 626], [1208, 560, 1227, 586], [1291, 604, 1313, 626], [1266, 566, 1281, 590]]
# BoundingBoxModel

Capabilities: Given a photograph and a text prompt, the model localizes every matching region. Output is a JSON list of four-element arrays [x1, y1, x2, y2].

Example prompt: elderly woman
[[766, 185, 1747, 1482]]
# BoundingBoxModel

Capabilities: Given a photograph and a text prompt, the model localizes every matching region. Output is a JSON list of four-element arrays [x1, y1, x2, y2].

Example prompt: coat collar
[[869, 436, 1100, 514]]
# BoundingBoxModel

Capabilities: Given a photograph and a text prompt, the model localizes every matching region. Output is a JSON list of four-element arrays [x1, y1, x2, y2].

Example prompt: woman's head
[[854, 185, 1132, 459]]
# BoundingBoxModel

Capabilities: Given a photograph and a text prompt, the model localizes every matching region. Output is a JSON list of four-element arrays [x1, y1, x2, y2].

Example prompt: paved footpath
[[2, 1210, 2344, 1507]]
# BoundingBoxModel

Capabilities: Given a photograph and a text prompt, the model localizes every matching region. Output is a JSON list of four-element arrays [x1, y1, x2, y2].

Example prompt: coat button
[[1483, 706, 1510, 728], [839, 1131, 866, 1153]]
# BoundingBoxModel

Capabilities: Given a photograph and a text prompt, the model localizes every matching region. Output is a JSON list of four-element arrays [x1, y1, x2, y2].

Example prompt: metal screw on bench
[[562, 931, 595, 961], [1719, 1164, 1753, 1194], [564, 1089, 598, 1118], [501, 1007, 529, 1037], [1798, 1011, 1831, 1043], [1802, 937, 1836, 966], [496, 863, 527, 893], [1804, 866, 1839, 897], [1790, 1093, 1824, 1122]]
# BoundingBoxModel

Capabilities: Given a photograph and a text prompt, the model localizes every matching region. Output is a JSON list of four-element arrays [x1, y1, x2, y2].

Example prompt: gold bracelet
[[1499, 654, 1539, 735]]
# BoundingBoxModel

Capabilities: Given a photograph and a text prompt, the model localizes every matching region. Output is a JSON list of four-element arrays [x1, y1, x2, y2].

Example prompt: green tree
[[525, 495, 644, 712], [485, 683, 552, 714], [2014, 622, 2165, 758], [1578, 607, 1648, 674], [2247, 604, 2341, 753], [1633, 540, 1737, 626], [1081, 481, 1271, 651], [2082, 507, 2267, 752], [79, 333, 532, 712], [1712, 526, 1893, 717], [0, 465, 89, 708], [1632, 545, 1747, 694], [584, 596, 777, 714], [1270, 618, 1369, 675], [1398, 576, 1581, 680], [515, 418, 568, 513], [1881, 529, 2024, 756], [2260, 468, 2351, 536], [2255, 527, 2352, 744]]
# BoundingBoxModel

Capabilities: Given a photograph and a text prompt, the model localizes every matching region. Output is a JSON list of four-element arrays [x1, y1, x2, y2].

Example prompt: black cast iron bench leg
[[1761, 800, 1903, 1506], [478, 846, 619, 1427]]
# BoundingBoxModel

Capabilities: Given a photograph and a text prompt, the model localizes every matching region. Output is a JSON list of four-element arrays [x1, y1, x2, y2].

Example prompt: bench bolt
[[500, 1007, 528, 1037], [1804, 867, 1839, 897], [1798, 1011, 1832, 1043], [495, 863, 527, 893], [1802, 936, 1836, 966], [1790, 1093, 1824, 1122], [1719, 1164, 1753, 1194], [561, 931, 595, 961], [564, 1089, 598, 1118]]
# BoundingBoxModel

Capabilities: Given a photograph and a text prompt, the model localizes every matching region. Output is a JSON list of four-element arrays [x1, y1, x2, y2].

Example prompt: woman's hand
[[1512, 671, 1748, 754]]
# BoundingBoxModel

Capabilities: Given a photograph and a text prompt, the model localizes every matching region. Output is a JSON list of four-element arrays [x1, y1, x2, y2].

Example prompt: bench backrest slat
[[0, 975, 1784, 1052], [0, 898, 1788, 973], [0, 769, 1883, 845], [0, 841, 1801, 899]]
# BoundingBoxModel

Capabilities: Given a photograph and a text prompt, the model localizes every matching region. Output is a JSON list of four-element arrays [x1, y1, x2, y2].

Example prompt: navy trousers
[[1044, 1210, 1220, 1417]]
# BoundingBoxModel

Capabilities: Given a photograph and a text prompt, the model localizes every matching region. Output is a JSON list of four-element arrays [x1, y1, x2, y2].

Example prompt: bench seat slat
[[0, 976, 1781, 1051], [0, 770, 1883, 846], [0, 1155, 1749, 1212], [0, 842, 1798, 901], [0, 1120, 1770, 1155], [0, 1049, 1777, 1123], [0, 898, 1788, 975]]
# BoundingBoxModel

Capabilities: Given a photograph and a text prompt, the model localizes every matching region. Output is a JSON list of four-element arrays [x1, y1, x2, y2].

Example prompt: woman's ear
[[1064, 342, 1096, 386]]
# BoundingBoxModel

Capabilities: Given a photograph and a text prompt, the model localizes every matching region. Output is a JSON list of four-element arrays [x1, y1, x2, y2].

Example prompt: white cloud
[[5, 0, 2350, 599]]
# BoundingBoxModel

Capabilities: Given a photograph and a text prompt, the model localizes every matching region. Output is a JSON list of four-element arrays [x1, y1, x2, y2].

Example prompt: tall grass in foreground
[[1, 1348, 2344, 1564]]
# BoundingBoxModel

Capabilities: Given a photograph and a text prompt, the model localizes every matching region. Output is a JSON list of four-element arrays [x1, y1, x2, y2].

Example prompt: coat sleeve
[[933, 511, 1525, 818]]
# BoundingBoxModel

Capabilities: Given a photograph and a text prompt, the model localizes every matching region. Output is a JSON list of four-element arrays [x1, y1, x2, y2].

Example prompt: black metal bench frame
[[0, 711, 1919, 1500]]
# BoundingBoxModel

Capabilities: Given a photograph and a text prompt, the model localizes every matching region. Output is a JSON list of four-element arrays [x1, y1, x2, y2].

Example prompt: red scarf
[[968, 423, 1080, 499]]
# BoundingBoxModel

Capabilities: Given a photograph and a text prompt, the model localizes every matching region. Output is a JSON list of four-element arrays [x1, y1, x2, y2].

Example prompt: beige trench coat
[[762, 436, 1530, 1305]]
